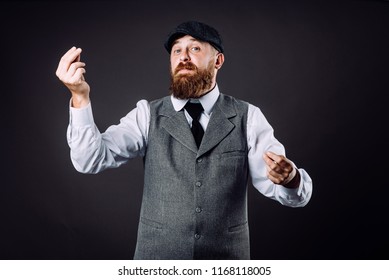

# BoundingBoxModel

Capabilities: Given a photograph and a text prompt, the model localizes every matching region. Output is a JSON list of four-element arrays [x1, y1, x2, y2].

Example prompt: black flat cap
[[164, 21, 224, 54]]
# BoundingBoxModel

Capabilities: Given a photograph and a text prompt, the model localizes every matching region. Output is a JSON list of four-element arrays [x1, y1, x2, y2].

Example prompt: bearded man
[[56, 21, 313, 260]]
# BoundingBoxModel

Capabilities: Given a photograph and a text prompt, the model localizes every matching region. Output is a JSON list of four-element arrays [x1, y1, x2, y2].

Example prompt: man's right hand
[[56, 46, 90, 108]]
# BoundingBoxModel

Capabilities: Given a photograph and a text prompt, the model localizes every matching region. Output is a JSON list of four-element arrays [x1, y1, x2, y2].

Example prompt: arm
[[56, 47, 149, 174], [66, 100, 149, 174], [247, 104, 312, 207]]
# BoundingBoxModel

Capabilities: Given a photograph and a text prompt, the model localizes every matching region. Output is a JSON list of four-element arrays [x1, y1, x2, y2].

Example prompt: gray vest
[[134, 93, 250, 259]]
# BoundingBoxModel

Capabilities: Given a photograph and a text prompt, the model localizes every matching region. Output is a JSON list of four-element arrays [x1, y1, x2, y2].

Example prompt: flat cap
[[164, 21, 224, 54]]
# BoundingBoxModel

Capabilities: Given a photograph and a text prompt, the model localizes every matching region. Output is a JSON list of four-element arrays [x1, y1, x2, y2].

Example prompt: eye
[[172, 48, 181, 55], [190, 46, 200, 53]]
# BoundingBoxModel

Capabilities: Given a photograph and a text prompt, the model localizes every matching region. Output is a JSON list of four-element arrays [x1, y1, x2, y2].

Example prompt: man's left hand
[[263, 151, 297, 186]]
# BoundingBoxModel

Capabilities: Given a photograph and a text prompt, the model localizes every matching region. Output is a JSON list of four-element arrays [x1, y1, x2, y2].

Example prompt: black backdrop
[[1, 0, 388, 260]]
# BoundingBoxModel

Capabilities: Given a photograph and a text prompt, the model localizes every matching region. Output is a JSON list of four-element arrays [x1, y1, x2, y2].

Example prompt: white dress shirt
[[67, 85, 312, 207]]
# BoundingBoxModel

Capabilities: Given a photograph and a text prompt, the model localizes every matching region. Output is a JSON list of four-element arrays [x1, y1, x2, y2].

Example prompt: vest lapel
[[158, 95, 237, 156], [197, 94, 236, 158], [160, 98, 198, 154]]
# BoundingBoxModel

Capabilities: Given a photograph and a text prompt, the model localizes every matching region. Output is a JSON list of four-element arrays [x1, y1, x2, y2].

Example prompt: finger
[[61, 63, 85, 84], [276, 156, 294, 171], [67, 61, 86, 78], [266, 151, 294, 172], [68, 68, 86, 84], [56, 46, 76, 76], [64, 48, 82, 71], [268, 167, 290, 179], [56, 47, 83, 78], [266, 158, 291, 181], [267, 168, 291, 185], [266, 163, 282, 178], [75, 51, 81, 62], [262, 152, 272, 165], [265, 151, 283, 164], [266, 170, 283, 185], [263, 152, 279, 169]]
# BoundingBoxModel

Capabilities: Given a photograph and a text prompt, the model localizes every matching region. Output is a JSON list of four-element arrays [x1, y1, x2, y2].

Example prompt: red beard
[[169, 61, 214, 99]]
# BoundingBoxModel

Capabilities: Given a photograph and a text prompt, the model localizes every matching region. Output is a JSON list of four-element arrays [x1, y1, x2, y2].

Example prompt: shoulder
[[149, 96, 170, 106], [148, 96, 176, 117], [219, 93, 255, 118], [218, 93, 269, 124]]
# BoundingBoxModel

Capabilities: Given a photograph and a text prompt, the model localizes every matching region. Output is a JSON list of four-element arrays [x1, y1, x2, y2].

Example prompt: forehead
[[172, 35, 208, 47]]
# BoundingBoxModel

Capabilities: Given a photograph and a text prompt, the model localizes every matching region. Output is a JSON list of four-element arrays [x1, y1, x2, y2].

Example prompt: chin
[[176, 73, 195, 79]]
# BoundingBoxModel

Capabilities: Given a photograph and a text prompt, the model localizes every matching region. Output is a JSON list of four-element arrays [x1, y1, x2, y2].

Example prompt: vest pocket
[[220, 150, 246, 158], [140, 217, 163, 229], [228, 221, 248, 232]]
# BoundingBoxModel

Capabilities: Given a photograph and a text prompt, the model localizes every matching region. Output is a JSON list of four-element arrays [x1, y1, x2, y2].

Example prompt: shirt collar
[[170, 84, 220, 115]]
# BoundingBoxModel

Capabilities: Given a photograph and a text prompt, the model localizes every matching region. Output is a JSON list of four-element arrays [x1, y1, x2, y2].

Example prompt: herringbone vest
[[134, 93, 250, 259]]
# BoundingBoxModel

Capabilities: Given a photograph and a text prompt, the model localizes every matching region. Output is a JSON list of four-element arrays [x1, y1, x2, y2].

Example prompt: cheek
[[197, 59, 211, 70], [170, 57, 178, 67], [190, 57, 203, 68], [170, 59, 182, 75]]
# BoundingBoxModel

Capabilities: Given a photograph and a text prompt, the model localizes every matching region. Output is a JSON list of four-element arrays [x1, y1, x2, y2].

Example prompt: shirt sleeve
[[247, 104, 313, 207], [66, 99, 150, 174]]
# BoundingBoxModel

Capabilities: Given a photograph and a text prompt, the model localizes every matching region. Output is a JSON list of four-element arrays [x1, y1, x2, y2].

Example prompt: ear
[[215, 53, 225, 69]]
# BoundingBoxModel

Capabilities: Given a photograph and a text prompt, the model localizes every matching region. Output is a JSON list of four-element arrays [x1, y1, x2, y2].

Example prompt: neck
[[195, 81, 216, 99]]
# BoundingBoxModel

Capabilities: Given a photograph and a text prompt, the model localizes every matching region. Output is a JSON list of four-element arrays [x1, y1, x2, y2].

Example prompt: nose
[[180, 49, 190, 62]]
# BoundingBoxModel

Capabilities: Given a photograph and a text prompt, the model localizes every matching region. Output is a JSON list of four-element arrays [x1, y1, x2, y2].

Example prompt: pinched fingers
[[56, 46, 76, 76], [265, 164, 293, 185], [55, 46, 90, 99], [55, 46, 84, 82], [62, 61, 86, 84], [263, 151, 294, 185]]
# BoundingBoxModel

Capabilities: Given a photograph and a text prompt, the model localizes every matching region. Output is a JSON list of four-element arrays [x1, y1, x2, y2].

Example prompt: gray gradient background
[[1, 0, 388, 259]]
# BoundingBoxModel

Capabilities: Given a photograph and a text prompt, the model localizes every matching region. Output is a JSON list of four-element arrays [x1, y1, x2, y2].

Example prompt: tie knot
[[185, 102, 204, 120]]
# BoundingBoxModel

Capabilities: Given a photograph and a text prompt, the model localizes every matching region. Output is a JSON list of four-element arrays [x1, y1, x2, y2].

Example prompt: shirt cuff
[[283, 168, 300, 189], [69, 99, 94, 126], [279, 169, 303, 196]]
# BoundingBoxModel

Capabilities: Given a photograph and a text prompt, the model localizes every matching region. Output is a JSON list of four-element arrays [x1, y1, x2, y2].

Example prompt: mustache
[[174, 62, 198, 75]]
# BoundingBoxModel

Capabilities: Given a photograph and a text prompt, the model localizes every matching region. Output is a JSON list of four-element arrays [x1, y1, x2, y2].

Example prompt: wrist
[[71, 93, 90, 108], [283, 168, 300, 189]]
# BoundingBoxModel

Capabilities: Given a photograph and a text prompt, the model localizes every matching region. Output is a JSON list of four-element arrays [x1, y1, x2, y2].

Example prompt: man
[[56, 21, 312, 260]]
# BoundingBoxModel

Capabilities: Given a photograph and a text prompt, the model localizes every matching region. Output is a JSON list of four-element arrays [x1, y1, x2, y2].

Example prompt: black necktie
[[185, 102, 204, 148]]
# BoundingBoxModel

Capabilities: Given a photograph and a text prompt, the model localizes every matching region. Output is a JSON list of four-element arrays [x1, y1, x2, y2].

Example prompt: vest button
[[195, 207, 202, 213], [195, 181, 202, 187], [197, 158, 203, 163], [195, 233, 201, 239]]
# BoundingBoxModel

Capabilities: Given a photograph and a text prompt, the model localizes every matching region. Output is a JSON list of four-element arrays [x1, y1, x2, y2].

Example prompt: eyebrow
[[172, 38, 203, 47]]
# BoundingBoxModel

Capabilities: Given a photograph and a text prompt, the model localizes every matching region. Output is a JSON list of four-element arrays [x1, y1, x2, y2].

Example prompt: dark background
[[1, 0, 388, 260]]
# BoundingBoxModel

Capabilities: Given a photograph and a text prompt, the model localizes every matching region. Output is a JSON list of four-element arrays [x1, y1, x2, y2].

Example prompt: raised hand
[[56, 46, 90, 108]]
